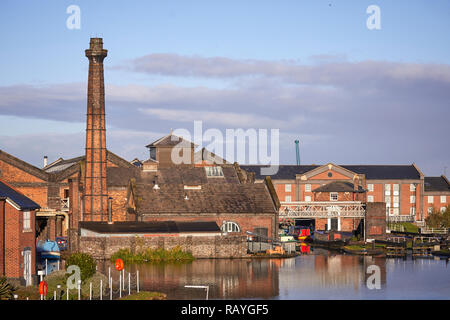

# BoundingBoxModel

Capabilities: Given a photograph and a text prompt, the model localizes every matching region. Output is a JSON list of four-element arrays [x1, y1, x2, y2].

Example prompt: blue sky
[[0, 1, 449, 175]]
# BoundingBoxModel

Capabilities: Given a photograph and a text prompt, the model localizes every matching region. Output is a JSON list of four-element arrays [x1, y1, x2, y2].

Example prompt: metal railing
[[280, 201, 365, 218]]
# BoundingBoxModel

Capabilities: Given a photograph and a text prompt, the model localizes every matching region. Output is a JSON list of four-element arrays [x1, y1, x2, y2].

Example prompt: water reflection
[[96, 252, 449, 300]]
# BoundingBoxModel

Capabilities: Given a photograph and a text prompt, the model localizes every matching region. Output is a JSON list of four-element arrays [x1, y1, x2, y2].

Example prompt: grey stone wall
[[78, 234, 248, 259]]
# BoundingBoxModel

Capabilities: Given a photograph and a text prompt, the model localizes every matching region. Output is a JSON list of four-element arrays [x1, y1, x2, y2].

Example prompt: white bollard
[[89, 282, 92, 300], [78, 279, 81, 300], [122, 269, 125, 290], [119, 273, 122, 298], [128, 272, 131, 295], [110, 277, 112, 300], [100, 280, 103, 300], [57, 260, 60, 271], [54, 291, 56, 300], [67, 287, 69, 300], [45, 259, 48, 275], [108, 267, 111, 288], [137, 270, 139, 293]]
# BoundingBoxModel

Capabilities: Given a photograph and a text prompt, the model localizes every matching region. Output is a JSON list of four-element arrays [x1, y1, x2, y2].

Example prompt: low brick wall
[[78, 234, 248, 259]]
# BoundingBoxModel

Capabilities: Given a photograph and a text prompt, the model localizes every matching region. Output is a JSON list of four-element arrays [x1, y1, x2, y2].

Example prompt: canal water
[[100, 248, 450, 300]]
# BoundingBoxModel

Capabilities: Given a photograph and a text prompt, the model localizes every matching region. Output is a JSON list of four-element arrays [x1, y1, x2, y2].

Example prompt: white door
[[23, 250, 32, 286]]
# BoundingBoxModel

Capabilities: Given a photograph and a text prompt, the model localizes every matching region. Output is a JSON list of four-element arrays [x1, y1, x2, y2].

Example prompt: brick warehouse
[[242, 164, 449, 232], [0, 180, 40, 286]]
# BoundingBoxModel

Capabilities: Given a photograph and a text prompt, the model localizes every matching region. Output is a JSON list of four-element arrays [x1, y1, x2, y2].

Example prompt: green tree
[[65, 252, 96, 281], [425, 205, 450, 229]]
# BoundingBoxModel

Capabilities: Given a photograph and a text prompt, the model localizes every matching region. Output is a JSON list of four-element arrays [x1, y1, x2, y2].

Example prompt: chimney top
[[89, 38, 103, 49], [85, 38, 107, 59]]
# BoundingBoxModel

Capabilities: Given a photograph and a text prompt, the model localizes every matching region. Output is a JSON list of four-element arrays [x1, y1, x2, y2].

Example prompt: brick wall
[[365, 202, 386, 240], [78, 234, 248, 259]]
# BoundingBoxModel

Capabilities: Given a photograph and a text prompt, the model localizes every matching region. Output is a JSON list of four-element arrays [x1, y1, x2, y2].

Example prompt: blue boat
[[36, 240, 61, 260]]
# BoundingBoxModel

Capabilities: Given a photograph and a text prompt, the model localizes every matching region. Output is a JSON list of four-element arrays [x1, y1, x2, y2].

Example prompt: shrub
[[111, 246, 194, 263], [425, 206, 450, 229], [65, 252, 96, 281], [0, 277, 16, 300]]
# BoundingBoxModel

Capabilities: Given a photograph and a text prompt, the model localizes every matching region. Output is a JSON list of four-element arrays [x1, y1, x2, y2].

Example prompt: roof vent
[[184, 194, 189, 200]]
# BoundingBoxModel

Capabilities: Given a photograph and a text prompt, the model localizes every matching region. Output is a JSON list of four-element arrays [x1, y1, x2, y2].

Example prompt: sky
[[0, 0, 449, 176]]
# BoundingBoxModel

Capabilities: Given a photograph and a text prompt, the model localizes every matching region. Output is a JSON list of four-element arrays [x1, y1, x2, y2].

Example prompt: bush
[[111, 246, 194, 263], [425, 206, 450, 229], [0, 277, 16, 300], [65, 252, 96, 281]]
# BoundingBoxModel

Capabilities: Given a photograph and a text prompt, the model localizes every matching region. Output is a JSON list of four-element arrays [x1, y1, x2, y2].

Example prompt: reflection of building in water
[[280, 254, 387, 293], [100, 259, 279, 299]]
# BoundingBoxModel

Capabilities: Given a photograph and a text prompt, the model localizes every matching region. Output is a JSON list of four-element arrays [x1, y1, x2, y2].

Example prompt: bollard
[[108, 267, 111, 288], [90, 282, 92, 300], [119, 273, 122, 298], [78, 279, 81, 300], [54, 291, 57, 300], [122, 269, 125, 290], [128, 272, 131, 296], [45, 259, 48, 276], [67, 287, 69, 300], [57, 260, 60, 271], [100, 280, 103, 300], [137, 270, 139, 293], [57, 285, 61, 300], [110, 277, 112, 300]]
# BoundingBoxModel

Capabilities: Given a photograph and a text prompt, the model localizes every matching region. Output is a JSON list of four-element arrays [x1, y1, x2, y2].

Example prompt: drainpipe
[[1, 199, 5, 276], [108, 197, 113, 224]]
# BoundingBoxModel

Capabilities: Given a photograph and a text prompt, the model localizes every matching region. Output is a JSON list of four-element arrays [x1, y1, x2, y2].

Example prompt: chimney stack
[[43, 156, 48, 167], [84, 38, 108, 222]]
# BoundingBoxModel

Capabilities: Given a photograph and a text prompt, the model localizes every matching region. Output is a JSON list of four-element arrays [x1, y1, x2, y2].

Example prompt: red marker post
[[115, 258, 124, 271], [39, 281, 48, 300]]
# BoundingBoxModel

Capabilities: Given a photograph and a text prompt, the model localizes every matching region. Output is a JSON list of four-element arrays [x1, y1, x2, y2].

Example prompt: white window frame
[[410, 207, 416, 216], [367, 184, 374, 192], [428, 196, 434, 204], [205, 166, 224, 177], [393, 184, 399, 196], [410, 184, 416, 192], [285, 184, 291, 192], [221, 221, 240, 233], [427, 207, 433, 214], [305, 184, 311, 192], [385, 184, 391, 196], [392, 208, 399, 216], [330, 192, 338, 201], [23, 211, 31, 231], [285, 195, 292, 202], [440, 195, 446, 203], [305, 195, 312, 202], [368, 195, 374, 203], [410, 195, 416, 204]]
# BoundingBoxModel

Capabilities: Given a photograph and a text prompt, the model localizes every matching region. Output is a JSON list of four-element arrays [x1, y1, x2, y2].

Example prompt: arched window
[[221, 221, 240, 233]]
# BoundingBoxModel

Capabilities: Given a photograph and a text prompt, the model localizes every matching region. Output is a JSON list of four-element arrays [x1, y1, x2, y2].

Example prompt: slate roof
[[424, 176, 450, 192], [107, 165, 241, 187], [145, 134, 197, 148], [132, 183, 276, 215], [312, 181, 365, 193], [241, 164, 421, 180], [79, 221, 220, 234], [0, 180, 40, 210]]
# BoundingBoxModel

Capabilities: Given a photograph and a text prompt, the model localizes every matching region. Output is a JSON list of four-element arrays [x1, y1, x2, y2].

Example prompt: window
[[385, 196, 391, 207], [285, 195, 292, 202], [393, 184, 399, 196], [428, 196, 434, 204], [368, 195, 374, 202], [440, 207, 446, 213], [305, 184, 311, 192], [205, 166, 224, 177], [392, 208, 399, 215], [410, 184, 416, 192], [23, 211, 30, 231], [330, 192, 338, 201], [385, 184, 391, 196], [441, 196, 446, 203], [285, 184, 291, 192], [367, 184, 374, 192], [410, 207, 416, 216], [221, 221, 240, 233], [410, 196, 416, 204], [305, 195, 312, 202], [427, 207, 433, 215]]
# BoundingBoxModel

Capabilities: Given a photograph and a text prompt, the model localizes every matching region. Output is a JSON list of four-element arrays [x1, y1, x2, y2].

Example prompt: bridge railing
[[279, 201, 365, 218]]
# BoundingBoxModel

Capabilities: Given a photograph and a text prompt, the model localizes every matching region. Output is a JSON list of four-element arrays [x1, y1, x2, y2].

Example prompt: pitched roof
[[312, 181, 365, 193], [424, 176, 450, 192], [79, 221, 220, 234], [145, 133, 196, 148], [241, 164, 421, 180], [0, 180, 40, 210], [132, 183, 276, 215], [0, 150, 48, 181]]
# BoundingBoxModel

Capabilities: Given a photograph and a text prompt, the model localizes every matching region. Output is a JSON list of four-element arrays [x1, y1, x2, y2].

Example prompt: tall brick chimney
[[84, 38, 108, 221]]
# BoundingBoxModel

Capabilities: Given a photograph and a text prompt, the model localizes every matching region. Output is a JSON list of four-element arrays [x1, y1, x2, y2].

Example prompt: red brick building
[[424, 176, 449, 215], [0, 180, 40, 286]]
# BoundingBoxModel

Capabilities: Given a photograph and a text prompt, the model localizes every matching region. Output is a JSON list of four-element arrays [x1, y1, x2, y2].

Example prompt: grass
[[388, 222, 419, 233], [344, 244, 386, 251], [119, 291, 166, 300], [111, 246, 194, 264]]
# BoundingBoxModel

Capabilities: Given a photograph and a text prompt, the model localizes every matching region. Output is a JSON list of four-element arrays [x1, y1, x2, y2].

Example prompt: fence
[[39, 267, 140, 300]]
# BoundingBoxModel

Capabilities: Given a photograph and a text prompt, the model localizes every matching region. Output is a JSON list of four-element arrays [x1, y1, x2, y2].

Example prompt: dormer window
[[205, 166, 224, 177]]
